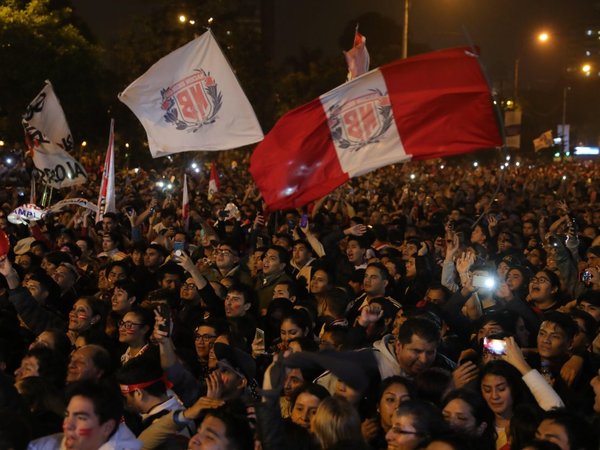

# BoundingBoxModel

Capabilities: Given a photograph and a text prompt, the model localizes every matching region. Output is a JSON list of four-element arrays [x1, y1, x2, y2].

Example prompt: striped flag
[[208, 161, 219, 200], [96, 120, 116, 223], [250, 48, 501, 211], [344, 27, 370, 81]]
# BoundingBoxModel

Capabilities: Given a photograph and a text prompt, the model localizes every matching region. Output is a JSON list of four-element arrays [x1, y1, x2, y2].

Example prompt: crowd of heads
[[0, 150, 598, 450]]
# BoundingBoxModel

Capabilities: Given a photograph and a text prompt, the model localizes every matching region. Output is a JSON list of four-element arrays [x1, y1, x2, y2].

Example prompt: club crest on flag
[[328, 89, 393, 152], [161, 69, 223, 132]]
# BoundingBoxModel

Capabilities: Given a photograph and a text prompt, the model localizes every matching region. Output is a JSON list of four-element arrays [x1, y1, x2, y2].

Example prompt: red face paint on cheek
[[78, 428, 93, 437]]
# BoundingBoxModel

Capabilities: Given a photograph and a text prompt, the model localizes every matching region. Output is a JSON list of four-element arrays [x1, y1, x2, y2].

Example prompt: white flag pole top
[[118, 30, 264, 158], [22, 81, 88, 188]]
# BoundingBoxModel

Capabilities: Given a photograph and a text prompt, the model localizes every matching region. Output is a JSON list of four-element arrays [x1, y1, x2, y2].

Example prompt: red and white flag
[[118, 30, 263, 158], [182, 174, 190, 231], [250, 47, 501, 211], [96, 119, 116, 223], [344, 27, 370, 81], [208, 161, 220, 200]]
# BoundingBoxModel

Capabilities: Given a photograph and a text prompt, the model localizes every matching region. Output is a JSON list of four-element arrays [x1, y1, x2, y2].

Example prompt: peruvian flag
[[250, 47, 501, 211], [344, 27, 370, 81], [182, 174, 190, 231], [96, 119, 116, 223], [208, 161, 219, 200]]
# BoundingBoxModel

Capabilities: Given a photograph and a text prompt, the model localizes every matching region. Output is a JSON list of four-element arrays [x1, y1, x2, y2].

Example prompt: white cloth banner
[[118, 30, 264, 158], [22, 81, 88, 188], [47, 198, 99, 214]]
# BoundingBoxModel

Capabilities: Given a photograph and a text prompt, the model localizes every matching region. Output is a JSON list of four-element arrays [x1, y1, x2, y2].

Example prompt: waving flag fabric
[[344, 28, 370, 81], [533, 130, 553, 152], [250, 47, 502, 211], [208, 161, 220, 200], [96, 119, 116, 223], [22, 81, 88, 188], [119, 30, 263, 158]]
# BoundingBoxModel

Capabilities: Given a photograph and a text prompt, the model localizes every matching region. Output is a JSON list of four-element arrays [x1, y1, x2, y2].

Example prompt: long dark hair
[[479, 360, 533, 411]]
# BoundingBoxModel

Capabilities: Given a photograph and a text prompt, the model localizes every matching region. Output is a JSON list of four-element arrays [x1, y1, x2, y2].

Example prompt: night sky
[[73, 0, 600, 85], [71, 0, 600, 144]]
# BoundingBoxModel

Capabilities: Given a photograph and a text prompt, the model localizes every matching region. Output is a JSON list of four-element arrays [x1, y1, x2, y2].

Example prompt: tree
[[0, 0, 106, 145]]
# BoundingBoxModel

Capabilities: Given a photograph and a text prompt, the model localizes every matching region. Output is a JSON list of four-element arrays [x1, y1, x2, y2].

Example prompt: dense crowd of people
[[0, 148, 599, 450]]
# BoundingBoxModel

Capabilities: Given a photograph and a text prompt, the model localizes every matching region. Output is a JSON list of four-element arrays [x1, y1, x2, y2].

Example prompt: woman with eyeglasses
[[118, 306, 155, 365], [527, 269, 562, 313], [385, 399, 447, 450]]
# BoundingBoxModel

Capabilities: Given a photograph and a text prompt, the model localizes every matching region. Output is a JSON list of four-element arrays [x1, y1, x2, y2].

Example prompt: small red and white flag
[[118, 30, 263, 158], [208, 161, 220, 200], [182, 174, 190, 231], [344, 27, 370, 81], [250, 47, 501, 211], [96, 119, 116, 223]]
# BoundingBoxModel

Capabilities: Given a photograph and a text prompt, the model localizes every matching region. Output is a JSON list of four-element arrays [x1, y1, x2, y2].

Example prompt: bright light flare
[[582, 63, 592, 75]]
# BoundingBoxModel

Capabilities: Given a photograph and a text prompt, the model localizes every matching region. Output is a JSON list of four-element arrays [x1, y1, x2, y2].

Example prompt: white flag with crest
[[118, 30, 263, 158], [22, 81, 88, 188]]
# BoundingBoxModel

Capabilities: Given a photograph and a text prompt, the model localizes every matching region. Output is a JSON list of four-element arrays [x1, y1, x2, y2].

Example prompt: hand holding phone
[[300, 214, 308, 228], [483, 337, 506, 355], [252, 328, 266, 356], [156, 303, 171, 337]]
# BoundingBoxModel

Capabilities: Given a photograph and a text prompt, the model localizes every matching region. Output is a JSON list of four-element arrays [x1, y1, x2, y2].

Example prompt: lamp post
[[513, 31, 551, 104]]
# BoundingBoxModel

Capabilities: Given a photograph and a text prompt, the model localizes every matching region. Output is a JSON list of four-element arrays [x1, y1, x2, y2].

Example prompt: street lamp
[[513, 31, 551, 102], [581, 63, 592, 76], [537, 32, 550, 43]]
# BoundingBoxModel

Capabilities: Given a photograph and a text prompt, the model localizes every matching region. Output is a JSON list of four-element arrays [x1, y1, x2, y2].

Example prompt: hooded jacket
[[28, 423, 141, 450]]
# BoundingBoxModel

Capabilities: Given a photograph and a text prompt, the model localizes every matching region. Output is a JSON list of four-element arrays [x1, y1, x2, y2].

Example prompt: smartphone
[[483, 337, 506, 355], [287, 219, 296, 229], [254, 328, 266, 354], [173, 241, 185, 252], [300, 214, 308, 228], [157, 303, 171, 336], [472, 274, 496, 289], [255, 328, 265, 342], [580, 269, 592, 283]]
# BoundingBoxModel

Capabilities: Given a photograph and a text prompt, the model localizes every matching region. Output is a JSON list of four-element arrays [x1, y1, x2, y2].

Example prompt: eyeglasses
[[118, 320, 144, 330], [216, 249, 233, 256], [531, 277, 550, 284], [182, 283, 197, 290], [194, 333, 217, 342]]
